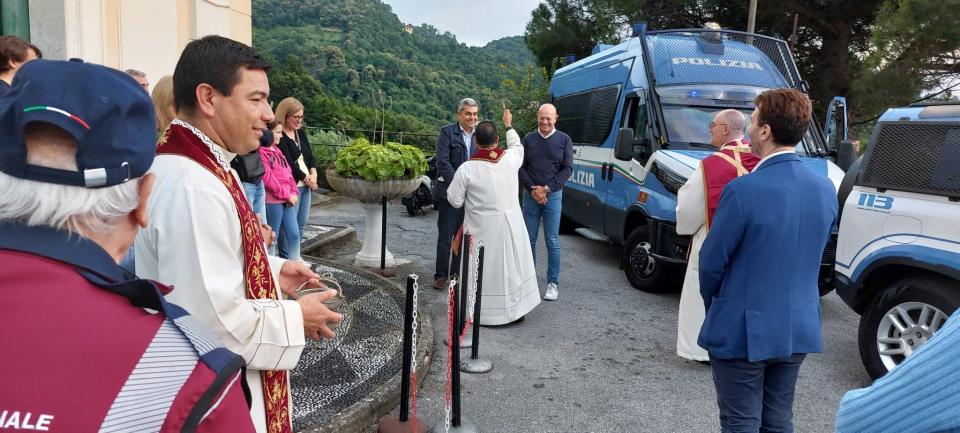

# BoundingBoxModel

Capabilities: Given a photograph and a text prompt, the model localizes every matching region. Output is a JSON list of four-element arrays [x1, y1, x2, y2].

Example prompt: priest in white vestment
[[135, 36, 341, 433], [447, 110, 541, 325], [675, 109, 757, 362]]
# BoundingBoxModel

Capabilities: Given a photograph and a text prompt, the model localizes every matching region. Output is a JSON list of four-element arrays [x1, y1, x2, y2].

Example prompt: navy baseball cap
[[0, 58, 156, 188]]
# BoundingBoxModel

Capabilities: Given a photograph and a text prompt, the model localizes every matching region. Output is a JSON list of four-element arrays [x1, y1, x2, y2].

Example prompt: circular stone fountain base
[[291, 257, 430, 432]]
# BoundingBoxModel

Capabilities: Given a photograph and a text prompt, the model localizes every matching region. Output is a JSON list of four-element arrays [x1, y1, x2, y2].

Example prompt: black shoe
[[511, 316, 525, 324], [696, 360, 710, 366]]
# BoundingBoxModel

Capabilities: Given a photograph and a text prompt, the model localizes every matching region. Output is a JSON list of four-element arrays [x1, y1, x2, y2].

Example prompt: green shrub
[[334, 137, 428, 181], [307, 129, 349, 165]]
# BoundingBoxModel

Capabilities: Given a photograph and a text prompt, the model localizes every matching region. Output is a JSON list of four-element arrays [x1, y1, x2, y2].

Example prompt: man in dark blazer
[[433, 98, 479, 289], [698, 88, 837, 433]]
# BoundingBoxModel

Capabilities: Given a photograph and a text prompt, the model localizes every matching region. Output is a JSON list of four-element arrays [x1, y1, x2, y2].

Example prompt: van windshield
[[662, 105, 817, 156]]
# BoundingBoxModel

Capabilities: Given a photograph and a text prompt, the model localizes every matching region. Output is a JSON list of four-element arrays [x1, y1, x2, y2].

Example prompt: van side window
[[623, 95, 649, 141], [554, 85, 621, 146]]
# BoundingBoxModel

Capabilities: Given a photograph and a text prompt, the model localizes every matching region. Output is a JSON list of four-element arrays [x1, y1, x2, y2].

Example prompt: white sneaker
[[544, 282, 558, 301]]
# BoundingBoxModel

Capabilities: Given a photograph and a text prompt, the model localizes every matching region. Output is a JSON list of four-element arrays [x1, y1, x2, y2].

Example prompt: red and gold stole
[[157, 122, 292, 433], [701, 138, 761, 229]]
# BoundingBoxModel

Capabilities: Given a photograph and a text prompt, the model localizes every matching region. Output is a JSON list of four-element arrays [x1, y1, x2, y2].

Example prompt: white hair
[[0, 172, 140, 235], [0, 124, 141, 235], [457, 97, 479, 113]]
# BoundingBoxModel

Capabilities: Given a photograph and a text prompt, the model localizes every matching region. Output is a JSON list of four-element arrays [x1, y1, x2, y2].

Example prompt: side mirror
[[615, 127, 636, 161], [836, 140, 856, 171], [823, 96, 848, 148]]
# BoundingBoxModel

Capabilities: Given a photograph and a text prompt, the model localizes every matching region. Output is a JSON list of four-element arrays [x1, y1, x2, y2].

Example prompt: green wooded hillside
[[253, 0, 538, 137]]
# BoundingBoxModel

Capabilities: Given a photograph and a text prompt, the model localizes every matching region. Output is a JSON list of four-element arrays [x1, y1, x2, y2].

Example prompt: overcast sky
[[381, 0, 544, 47]]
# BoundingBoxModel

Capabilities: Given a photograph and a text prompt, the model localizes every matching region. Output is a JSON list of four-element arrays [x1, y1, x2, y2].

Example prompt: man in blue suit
[[698, 88, 838, 433], [433, 98, 479, 289]]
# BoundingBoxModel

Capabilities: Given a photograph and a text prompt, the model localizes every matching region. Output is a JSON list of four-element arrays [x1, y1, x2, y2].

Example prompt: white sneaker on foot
[[544, 282, 558, 301]]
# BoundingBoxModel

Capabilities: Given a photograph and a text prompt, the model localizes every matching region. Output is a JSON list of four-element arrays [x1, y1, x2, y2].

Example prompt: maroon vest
[[701, 139, 760, 228]]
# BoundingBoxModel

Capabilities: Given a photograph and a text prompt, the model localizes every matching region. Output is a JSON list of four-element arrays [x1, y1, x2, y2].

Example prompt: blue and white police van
[[550, 24, 854, 293], [834, 102, 960, 379]]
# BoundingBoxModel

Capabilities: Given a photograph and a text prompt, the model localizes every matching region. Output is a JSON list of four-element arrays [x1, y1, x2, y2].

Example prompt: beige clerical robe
[[447, 129, 541, 325], [135, 120, 304, 433], [675, 160, 711, 361]]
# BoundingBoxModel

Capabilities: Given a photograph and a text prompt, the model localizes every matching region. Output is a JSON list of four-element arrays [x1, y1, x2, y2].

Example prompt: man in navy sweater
[[519, 103, 573, 301]]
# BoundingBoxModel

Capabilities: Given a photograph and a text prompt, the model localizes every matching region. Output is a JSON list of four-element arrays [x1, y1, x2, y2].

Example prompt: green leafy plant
[[308, 129, 349, 165], [334, 137, 429, 181]]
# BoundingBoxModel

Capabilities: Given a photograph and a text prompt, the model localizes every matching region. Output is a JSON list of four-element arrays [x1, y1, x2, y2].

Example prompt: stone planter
[[326, 169, 422, 268]]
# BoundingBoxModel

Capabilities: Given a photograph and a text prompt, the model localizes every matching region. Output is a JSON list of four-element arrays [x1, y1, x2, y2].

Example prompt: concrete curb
[[301, 225, 357, 255], [298, 257, 436, 433]]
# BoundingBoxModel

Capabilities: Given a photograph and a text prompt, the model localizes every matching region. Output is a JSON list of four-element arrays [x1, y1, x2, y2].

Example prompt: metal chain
[[464, 240, 482, 330], [410, 275, 419, 432], [443, 276, 458, 433]]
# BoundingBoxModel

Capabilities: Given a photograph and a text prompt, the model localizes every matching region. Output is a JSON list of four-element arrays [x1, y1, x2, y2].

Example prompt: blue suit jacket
[[433, 122, 470, 202], [697, 153, 838, 362]]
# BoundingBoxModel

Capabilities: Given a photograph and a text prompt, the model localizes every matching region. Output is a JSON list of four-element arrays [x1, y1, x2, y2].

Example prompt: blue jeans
[[278, 185, 312, 259], [241, 180, 266, 222], [710, 353, 806, 433], [521, 189, 562, 284], [266, 203, 301, 261]]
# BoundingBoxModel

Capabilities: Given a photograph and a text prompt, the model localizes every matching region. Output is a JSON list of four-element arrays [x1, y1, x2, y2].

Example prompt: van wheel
[[858, 276, 960, 379], [622, 226, 674, 293]]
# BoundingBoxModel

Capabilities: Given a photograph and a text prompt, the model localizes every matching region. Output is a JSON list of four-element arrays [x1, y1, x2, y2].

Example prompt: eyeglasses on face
[[289, 114, 304, 120], [709, 122, 728, 129]]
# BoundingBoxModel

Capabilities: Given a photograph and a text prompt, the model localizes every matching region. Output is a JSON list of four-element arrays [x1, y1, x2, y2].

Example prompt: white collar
[[459, 124, 474, 136], [171, 119, 234, 170], [755, 149, 795, 170], [539, 128, 556, 139]]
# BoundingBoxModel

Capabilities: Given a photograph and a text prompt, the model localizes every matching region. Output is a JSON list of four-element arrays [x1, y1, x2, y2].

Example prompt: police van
[[550, 24, 854, 292], [834, 102, 960, 379]]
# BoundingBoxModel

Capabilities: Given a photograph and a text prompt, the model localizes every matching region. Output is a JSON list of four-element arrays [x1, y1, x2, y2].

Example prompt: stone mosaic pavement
[[290, 258, 406, 431]]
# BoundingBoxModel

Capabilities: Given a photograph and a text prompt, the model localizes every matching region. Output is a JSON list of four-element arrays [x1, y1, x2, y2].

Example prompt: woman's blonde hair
[[274, 97, 305, 128], [151, 75, 175, 134]]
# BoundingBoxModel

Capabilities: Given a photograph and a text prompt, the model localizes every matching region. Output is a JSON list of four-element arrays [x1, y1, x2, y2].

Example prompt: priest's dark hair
[[172, 35, 271, 115], [475, 121, 499, 148]]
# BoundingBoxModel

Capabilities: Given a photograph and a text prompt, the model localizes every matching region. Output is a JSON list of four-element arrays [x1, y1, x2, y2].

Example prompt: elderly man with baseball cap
[[0, 59, 257, 432]]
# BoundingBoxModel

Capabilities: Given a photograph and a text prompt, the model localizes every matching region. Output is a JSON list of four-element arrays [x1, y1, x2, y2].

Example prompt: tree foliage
[[522, 0, 960, 123], [253, 0, 540, 137]]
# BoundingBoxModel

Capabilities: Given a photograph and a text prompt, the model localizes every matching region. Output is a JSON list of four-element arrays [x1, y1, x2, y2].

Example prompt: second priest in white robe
[[447, 117, 541, 325]]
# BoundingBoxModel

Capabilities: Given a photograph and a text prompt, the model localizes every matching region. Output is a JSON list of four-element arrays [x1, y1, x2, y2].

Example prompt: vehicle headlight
[[652, 162, 687, 195]]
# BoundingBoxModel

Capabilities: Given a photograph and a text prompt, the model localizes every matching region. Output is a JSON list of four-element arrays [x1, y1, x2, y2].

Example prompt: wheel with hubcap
[[622, 226, 675, 293], [858, 276, 960, 379]]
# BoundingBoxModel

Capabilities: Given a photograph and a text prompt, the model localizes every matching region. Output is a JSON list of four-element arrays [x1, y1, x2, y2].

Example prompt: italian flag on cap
[[24, 105, 91, 130]]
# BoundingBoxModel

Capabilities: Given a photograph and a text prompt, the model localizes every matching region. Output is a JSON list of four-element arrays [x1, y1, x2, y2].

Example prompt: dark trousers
[[709, 353, 806, 433], [435, 198, 464, 278]]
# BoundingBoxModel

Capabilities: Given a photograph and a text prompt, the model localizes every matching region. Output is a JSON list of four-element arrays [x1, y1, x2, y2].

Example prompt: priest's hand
[[279, 260, 321, 298], [260, 223, 276, 247], [502, 108, 512, 129], [297, 291, 343, 340]]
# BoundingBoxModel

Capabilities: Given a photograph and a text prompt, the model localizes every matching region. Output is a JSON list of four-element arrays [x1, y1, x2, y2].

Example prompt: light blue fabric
[[522, 189, 562, 284], [120, 245, 135, 274], [278, 185, 311, 259], [460, 124, 475, 156], [241, 180, 266, 221], [266, 203, 300, 261], [698, 153, 838, 362], [836, 310, 960, 433]]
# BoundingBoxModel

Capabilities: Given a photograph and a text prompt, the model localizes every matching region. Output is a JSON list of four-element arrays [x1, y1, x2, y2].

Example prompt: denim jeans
[[521, 189, 562, 284], [241, 180, 266, 222], [709, 353, 806, 433], [266, 203, 300, 261], [278, 185, 311, 259]]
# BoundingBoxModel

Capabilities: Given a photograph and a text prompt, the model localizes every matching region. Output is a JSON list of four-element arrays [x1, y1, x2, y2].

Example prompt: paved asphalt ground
[[310, 193, 873, 433]]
